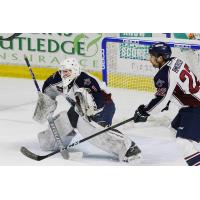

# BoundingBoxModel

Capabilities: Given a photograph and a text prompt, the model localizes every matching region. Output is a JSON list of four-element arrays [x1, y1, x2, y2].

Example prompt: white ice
[[0, 77, 186, 166]]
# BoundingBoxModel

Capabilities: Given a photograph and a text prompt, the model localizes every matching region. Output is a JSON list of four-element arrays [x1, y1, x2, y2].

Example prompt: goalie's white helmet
[[59, 58, 81, 87]]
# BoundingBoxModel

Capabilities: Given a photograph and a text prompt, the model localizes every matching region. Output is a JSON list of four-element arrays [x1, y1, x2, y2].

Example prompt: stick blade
[[20, 146, 43, 161]]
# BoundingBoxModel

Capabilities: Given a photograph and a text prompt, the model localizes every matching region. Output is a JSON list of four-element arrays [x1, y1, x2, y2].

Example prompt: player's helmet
[[59, 58, 81, 87], [149, 42, 172, 60]]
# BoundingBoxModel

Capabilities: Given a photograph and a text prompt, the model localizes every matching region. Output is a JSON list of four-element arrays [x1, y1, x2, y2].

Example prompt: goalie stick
[[20, 116, 135, 161], [24, 55, 41, 92], [23, 56, 69, 159]]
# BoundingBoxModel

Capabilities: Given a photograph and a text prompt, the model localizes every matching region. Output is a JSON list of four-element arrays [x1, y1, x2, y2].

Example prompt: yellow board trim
[[0, 65, 155, 92], [0, 65, 58, 80], [0, 65, 103, 81]]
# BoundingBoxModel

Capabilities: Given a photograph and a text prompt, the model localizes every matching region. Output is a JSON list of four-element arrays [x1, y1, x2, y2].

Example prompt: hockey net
[[101, 37, 200, 122], [102, 37, 200, 93]]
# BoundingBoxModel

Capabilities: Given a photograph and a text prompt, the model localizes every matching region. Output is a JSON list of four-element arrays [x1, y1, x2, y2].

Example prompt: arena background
[[0, 33, 199, 81]]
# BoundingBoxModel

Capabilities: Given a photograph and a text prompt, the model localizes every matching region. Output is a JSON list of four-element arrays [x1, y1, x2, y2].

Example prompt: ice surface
[[0, 77, 186, 166]]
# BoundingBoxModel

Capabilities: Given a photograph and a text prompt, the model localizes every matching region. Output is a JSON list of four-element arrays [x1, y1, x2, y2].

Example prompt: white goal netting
[[102, 37, 200, 93]]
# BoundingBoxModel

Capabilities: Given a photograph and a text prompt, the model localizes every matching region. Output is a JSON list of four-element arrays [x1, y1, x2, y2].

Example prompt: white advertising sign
[[0, 33, 103, 71]]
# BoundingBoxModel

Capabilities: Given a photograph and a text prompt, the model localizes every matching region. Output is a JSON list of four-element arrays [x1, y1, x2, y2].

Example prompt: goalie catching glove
[[74, 88, 102, 117], [33, 92, 57, 123]]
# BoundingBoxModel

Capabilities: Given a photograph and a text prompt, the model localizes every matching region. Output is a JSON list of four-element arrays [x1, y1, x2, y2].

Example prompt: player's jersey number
[[179, 64, 200, 94]]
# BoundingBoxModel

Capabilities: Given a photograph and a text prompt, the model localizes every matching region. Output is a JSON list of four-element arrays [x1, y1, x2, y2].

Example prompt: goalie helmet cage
[[101, 37, 200, 93]]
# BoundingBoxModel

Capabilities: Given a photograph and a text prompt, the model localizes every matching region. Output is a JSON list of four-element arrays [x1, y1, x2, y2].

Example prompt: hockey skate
[[123, 142, 142, 164]]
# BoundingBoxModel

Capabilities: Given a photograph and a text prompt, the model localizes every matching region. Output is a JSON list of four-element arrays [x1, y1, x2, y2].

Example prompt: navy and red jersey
[[42, 71, 113, 110], [144, 57, 200, 115]]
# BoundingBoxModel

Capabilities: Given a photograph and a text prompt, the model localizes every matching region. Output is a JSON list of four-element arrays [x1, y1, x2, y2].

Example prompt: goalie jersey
[[42, 71, 113, 110], [144, 57, 200, 114]]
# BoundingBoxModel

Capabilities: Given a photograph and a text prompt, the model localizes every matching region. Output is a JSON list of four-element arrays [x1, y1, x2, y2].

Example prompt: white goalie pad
[[76, 116, 133, 162], [33, 92, 57, 123], [38, 111, 76, 151], [75, 88, 100, 116]]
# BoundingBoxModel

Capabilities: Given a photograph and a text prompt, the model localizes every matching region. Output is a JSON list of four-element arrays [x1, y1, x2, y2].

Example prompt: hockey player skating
[[133, 42, 200, 166], [34, 58, 141, 163]]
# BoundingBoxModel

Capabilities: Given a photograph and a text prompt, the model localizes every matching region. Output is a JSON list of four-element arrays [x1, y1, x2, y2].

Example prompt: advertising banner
[[0, 33, 104, 71]]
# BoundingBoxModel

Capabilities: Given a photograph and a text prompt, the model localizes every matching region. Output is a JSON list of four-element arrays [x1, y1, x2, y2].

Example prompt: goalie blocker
[[33, 92, 57, 123]]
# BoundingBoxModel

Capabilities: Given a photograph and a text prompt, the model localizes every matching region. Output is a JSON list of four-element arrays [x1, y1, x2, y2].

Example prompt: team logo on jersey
[[91, 85, 97, 92], [84, 78, 91, 86], [156, 88, 167, 96], [172, 59, 183, 73], [156, 79, 165, 87]]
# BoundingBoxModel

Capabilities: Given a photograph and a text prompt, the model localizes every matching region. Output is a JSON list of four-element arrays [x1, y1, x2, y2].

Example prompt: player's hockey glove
[[134, 104, 150, 123]]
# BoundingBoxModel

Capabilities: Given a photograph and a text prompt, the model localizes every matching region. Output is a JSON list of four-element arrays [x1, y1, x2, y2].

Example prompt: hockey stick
[[22, 56, 69, 159], [21, 116, 135, 161], [24, 55, 41, 92]]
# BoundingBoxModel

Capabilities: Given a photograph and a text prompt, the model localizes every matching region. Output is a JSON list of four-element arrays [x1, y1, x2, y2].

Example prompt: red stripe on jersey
[[101, 91, 112, 103], [173, 84, 200, 107]]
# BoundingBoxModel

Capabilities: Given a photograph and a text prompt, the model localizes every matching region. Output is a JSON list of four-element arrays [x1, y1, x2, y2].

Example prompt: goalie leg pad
[[38, 111, 76, 151], [76, 117, 139, 162]]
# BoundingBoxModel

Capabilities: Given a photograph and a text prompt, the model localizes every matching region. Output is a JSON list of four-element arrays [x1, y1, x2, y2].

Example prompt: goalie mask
[[59, 58, 81, 88]]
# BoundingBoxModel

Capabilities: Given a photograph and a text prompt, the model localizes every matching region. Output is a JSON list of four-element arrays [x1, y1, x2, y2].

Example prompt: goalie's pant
[[38, 110, 133, 161], [90, 101, 116, 127]]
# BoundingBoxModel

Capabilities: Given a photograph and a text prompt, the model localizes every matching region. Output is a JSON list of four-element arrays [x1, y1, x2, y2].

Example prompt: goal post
[[101, 37, 200, 93]]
